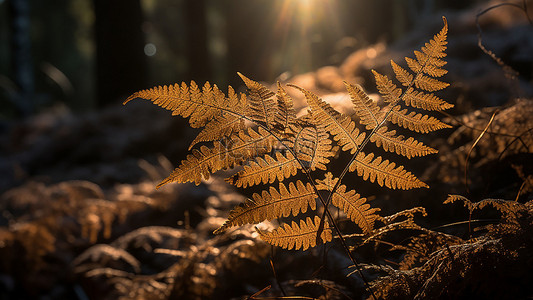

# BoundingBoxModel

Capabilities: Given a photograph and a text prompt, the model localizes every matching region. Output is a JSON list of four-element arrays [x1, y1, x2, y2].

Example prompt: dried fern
[[124, 17, 452, 251]]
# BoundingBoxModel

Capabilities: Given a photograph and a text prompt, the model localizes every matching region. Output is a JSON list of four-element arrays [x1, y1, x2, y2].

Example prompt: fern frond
[[345, 82, 380, 129], [391, 60, 413, 87], [274, 82, 297, 134], [73, 244, 141, 273], [445, 195, 524, 221], [444, 194, 471, 206], [188, 86, 246, 149], [188, 112, 245, 150], [405, 19, 447, 77], [413, 74, 449, 92], [385, 105, 451, 133], [294, 125, 334, 171], [214, 181, 316, 233], [158, 144, 218, 187], [331, 186, 380, 234], [316, 173, 380, 234], [238, 72, 278, 128], [293, 85, 366, 154], [372, 71, 402, 103], [406, 56, 448, 77], [257, 216, 332, 250], [403, 88, 453, 111], [158, 127, 275, 187], [124, 81, 236, 128], [406, 17, 449, 91], [370, 126, 438, 158], [126, 17, 452, 253], [227, 151, 300, 188], [349, 152, 428, 189]]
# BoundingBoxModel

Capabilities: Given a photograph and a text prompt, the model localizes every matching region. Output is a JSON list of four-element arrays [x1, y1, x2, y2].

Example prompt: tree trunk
[[185, 0, 211, 83], [223, 0, 274, 87], [8, 0, 34, 116], [92, 0, 148, 107]]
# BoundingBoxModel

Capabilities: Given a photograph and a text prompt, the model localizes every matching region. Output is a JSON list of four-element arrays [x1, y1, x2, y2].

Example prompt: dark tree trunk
[[185, 0, 211, 83], [223, 0, 275, 87], [92, 0, 148, 107], [8, 0, 34, 116]]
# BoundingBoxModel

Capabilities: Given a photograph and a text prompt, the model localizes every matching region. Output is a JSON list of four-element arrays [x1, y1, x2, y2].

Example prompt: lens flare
[[273, 0, 341, 73]]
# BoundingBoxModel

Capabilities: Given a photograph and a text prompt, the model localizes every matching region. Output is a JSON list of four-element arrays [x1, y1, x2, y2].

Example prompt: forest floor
[[1, 4, 532, 300]]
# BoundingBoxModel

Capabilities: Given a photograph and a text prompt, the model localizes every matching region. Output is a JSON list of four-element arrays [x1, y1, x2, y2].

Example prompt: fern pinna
[[124, 18, 452, 251]]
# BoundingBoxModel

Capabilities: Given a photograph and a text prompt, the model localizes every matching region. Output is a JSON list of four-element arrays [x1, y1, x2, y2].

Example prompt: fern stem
[[269, 248, 287, 297]]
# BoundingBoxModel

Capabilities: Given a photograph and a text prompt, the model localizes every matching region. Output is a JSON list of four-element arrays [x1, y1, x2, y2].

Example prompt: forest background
[[0, 0, 532, 299], [1, 0, 469, 115]]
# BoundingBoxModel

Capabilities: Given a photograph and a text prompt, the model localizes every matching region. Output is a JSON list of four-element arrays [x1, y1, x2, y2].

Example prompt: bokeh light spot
[[144, 43, 157, 56]]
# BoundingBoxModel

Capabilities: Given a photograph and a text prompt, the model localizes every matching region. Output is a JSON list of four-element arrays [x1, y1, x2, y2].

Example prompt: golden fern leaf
[[413, 74, 449, 92], [293, 124, 334, 171], [372, 71, 402, 103], [403, 88, 453, 111], [238, 72, 278, 128], [157, 143, 220, 187], [188, 86, 246, 149], [384, 105, 451, 133], [227, 151, 300, 188], [372, 17, 450, 105], [344, 82, 380, 129], [214, 181, 316, 234], [292, 85, 366, 154], [226, 126, 276, 161], [405, 18, 448, 76], [274, 82, 297, 134], [188, 113, 245, 150], [444, 194, 471, 206], [316, 173, 380, 234], [158, 127, 275, 187], [370, 126, 438, 158], [406, 17, 449, 91], [257, 216, 332, 250], [391, 60, 414, 87], [125, 81, 235, 128], [349, 152, 428, 189], [445, 195, 523, 222], [406, 55, 448, 77]]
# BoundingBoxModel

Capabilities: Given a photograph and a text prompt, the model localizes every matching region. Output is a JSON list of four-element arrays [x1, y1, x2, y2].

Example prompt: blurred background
[[2, 0, 532, 194], [0, 0, 473, 117], [0, 1, 532, 298]]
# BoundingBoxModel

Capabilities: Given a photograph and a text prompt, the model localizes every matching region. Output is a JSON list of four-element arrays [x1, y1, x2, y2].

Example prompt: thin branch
[[464, 110, 499, 194]]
